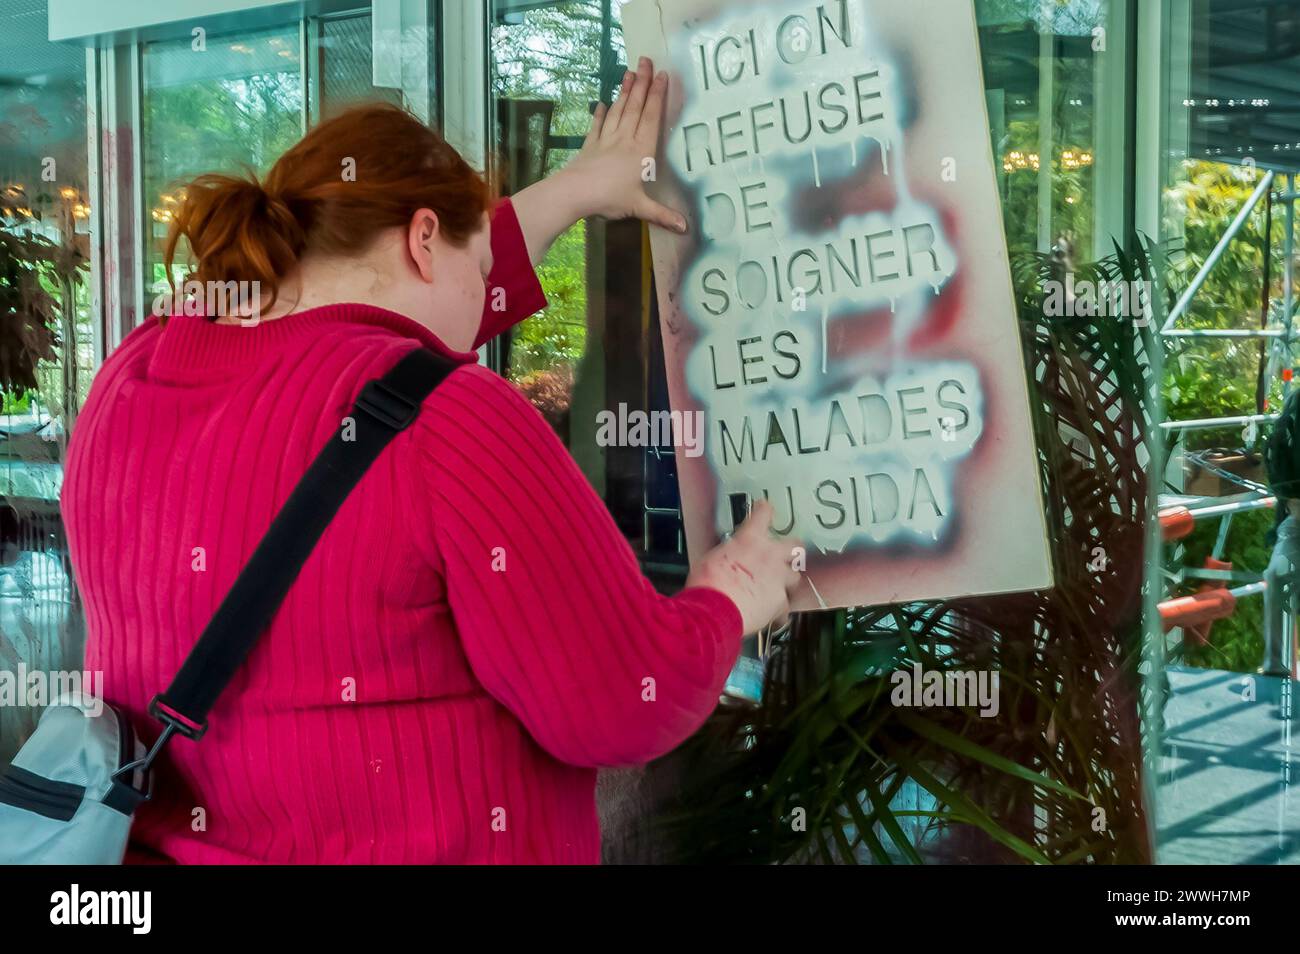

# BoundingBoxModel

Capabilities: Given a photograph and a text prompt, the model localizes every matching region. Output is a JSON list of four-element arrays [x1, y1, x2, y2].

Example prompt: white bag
[[0, 692, 149, 864]]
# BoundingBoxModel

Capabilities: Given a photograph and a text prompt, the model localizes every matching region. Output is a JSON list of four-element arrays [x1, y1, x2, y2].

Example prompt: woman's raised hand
[[511, 56, 686, 263], [568, 56, 687, 234]]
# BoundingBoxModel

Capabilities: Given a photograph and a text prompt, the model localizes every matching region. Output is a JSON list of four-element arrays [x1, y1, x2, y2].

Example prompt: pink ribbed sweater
[[61, 200, 742, 864]]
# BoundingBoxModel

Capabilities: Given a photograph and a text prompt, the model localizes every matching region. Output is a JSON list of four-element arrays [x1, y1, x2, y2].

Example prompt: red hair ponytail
[[163, 102, 491, 314]]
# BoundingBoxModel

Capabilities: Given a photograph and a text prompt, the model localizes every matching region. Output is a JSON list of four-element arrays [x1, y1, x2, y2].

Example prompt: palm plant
[[0, 220, 63, 395], [0, 200, 90, 764], [641, 235, 1165, 864]]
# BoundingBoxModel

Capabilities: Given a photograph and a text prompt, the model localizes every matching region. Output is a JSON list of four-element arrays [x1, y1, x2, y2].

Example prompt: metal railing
[[1159, 166, 1298, 676]]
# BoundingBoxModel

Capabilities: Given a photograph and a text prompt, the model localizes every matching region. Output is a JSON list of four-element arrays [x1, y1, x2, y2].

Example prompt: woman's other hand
[[511, 56, 686, 264], [686, 500, 804, 636]]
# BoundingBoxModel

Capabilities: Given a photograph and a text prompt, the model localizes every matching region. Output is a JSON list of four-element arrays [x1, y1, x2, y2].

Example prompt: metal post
[[1284, 173, 1296, 399], [1232, 581, 1268, 600], [1164, 328, 1284, 339], [1037, 6, 1055, 254], [1162, 170, 1275, 333], [1212, 512, 1234, 561], [1185, 497, 1274, 520], [1160, 413, 1278, 431]]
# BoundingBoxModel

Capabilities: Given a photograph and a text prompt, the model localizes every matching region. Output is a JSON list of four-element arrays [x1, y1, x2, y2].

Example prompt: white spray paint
[[663, 0, 983, 551]]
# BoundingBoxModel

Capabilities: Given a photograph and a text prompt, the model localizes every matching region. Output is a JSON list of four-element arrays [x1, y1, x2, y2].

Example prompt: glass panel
[[308, 12, 404, 123], [0, 0, 94, 759], [976, 0, 1107, 257], [491, 0, 687, 573], [141, 25, 304, 291], [488, 0, 1166, 863], [1153, 0, 1300, 864]]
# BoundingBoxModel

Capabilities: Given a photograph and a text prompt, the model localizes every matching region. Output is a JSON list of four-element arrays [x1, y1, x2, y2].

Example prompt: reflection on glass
[[492, 2, 614, 392], [142, 27, 304, 289], [491, 0, 689, 569], [0, 5, 94, 760], [1152, 0, 1299, 865], [976, 0, 1104, 257], [309, 12, 403, 123]]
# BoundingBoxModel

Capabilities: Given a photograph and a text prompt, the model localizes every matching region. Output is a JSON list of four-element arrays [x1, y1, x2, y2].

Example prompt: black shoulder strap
[[147, 346, 455, 748]]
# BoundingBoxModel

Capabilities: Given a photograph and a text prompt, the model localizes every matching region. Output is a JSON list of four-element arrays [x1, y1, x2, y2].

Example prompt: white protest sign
[[623, 0, 1053, 609]]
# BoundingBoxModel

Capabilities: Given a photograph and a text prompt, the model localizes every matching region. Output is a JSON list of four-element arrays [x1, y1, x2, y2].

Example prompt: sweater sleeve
[[412, 364, 744, 768], [475, 198, 548, 349]]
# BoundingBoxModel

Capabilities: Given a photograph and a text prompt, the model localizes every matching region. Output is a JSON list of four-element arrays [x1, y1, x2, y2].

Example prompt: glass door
[[0, 0, 95, 760], [138, 3, 439, 294], [1150, 0, 1300, 866]]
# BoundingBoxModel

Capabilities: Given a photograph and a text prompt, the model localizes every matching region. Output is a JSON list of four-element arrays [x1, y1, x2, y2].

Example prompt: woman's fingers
[[603, 69, 636, 137], [613, 57, 655, 136], [737, 498, 775, 538], [584, 101, 607, 147], [635, 71, 669, 145]]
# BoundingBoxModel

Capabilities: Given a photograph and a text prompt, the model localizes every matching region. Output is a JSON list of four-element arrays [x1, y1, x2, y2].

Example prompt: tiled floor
[[1156, 666, 1299, 864]]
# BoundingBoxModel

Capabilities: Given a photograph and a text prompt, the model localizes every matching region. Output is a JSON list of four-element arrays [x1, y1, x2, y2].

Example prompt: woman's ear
[[407, 208, 441, 283]]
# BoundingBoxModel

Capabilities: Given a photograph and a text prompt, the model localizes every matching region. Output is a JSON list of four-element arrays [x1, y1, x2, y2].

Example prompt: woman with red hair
[[61, 59, 799, 863]]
